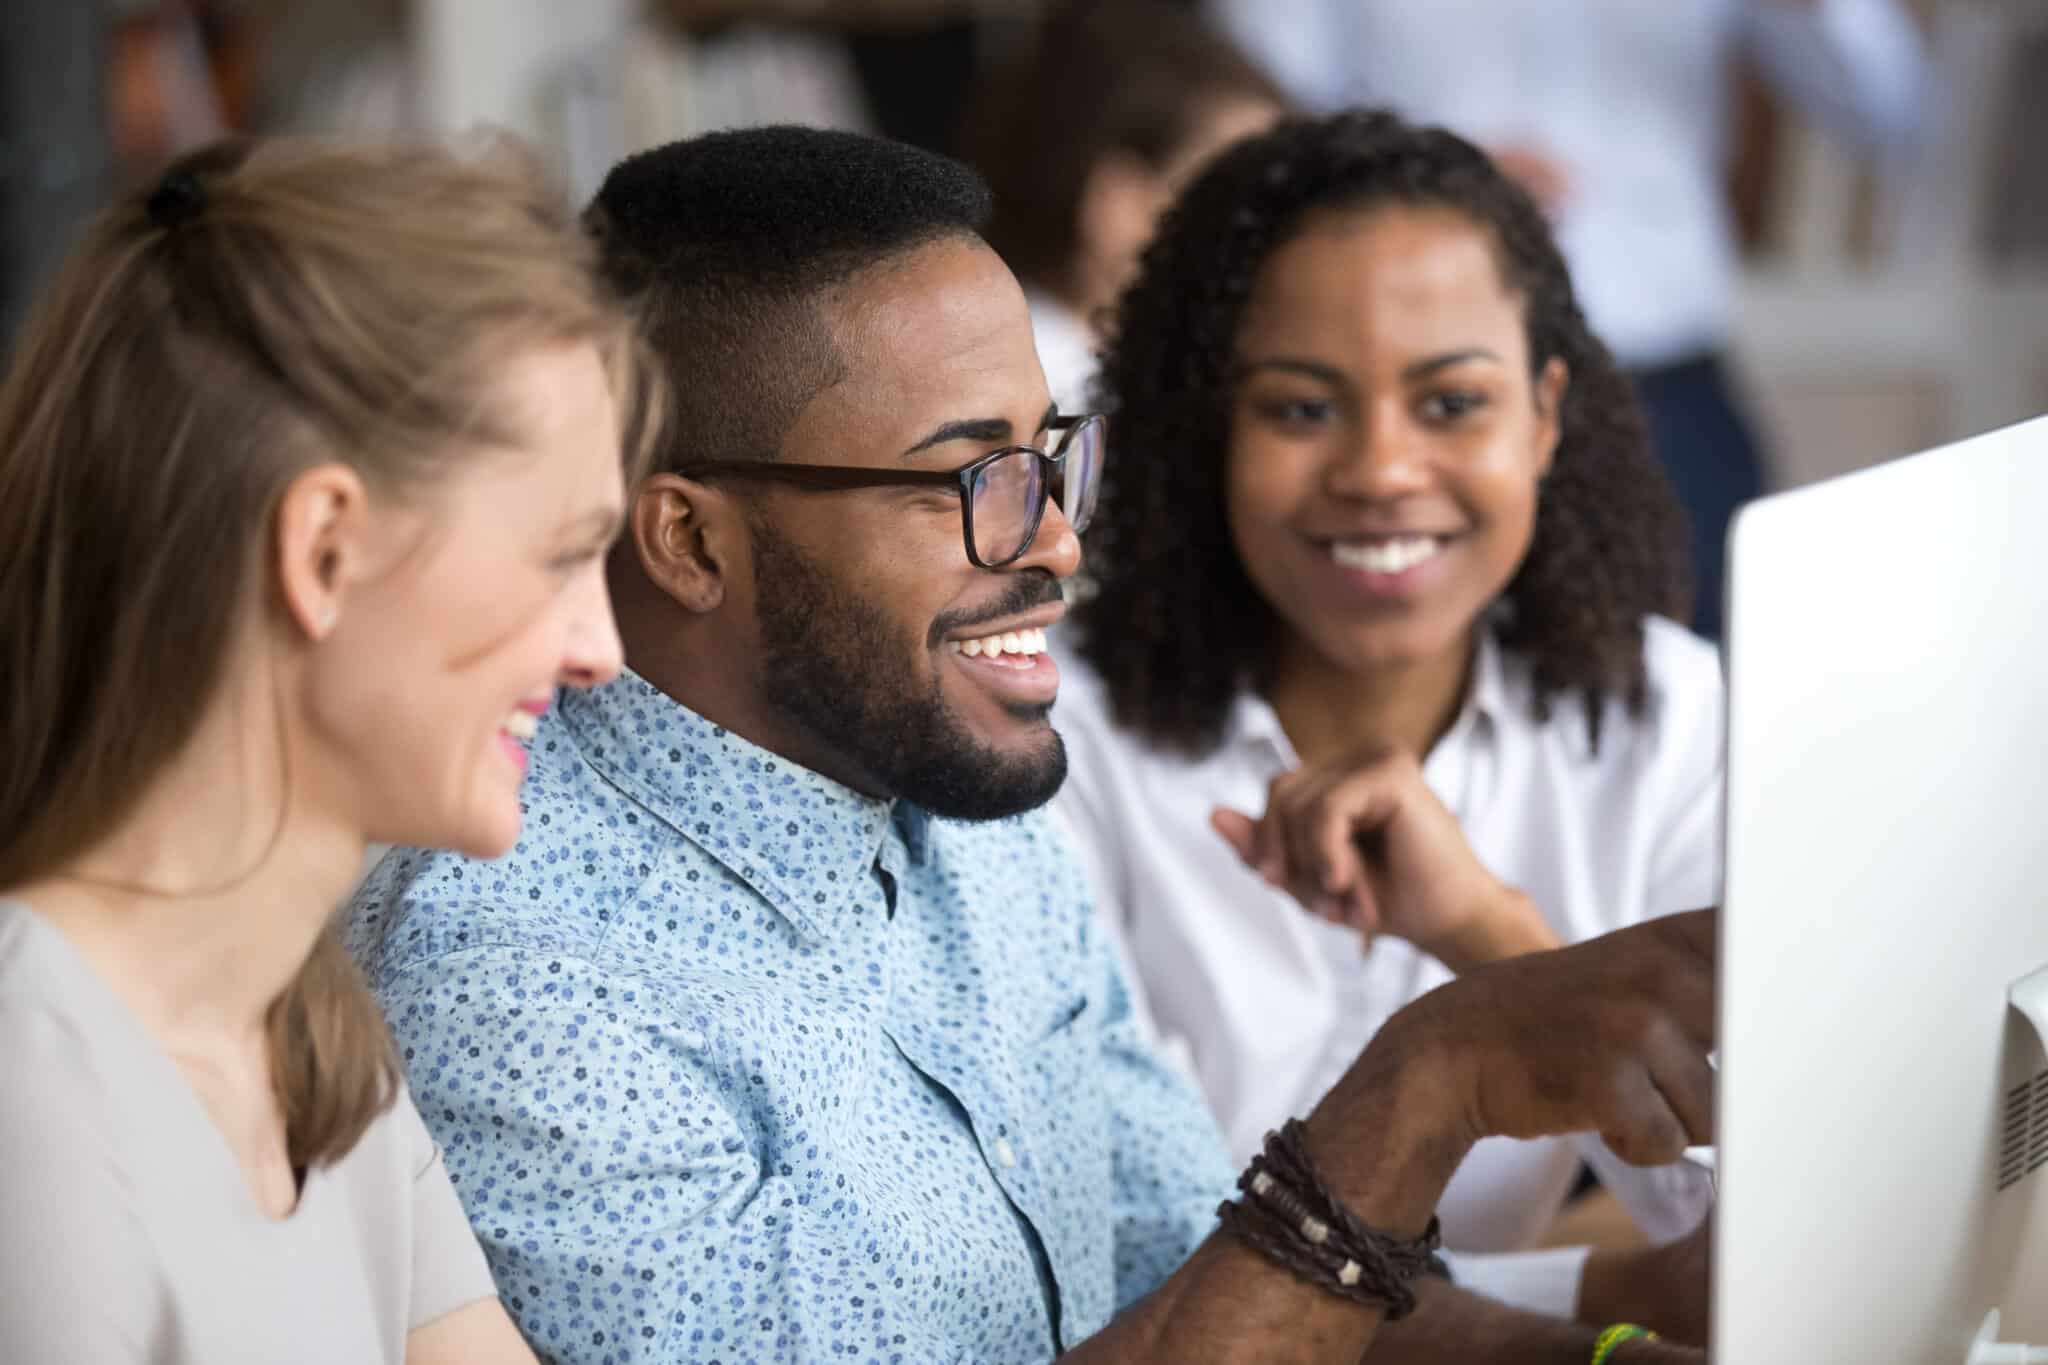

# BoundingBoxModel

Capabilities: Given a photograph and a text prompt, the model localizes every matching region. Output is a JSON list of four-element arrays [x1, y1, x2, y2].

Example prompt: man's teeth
[[1330, 536, 1443, 575], [952, 626, 1049, 659], [504, 709, 539, 741]]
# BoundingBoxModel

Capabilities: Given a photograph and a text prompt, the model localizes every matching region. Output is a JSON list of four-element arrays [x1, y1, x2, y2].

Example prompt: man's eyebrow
[[904, 417, 1013, 458], [904, 402, 1060, 459]]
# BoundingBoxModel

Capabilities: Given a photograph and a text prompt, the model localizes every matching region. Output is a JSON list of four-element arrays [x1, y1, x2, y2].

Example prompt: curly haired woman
[[1054, 109, 1718, 1338]]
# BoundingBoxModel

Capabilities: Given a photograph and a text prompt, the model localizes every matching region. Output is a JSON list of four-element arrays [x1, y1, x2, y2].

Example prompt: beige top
[[0, 901, 496, 1364]]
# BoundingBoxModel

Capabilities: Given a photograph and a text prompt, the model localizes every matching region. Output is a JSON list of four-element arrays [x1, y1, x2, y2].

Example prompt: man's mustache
[[927, 572, 1065, 648]]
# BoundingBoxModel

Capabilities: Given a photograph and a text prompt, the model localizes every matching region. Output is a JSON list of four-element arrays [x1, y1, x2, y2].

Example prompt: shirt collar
[[1463, 626, 1511, 732], [555, 668, 919, 944], [1223, 626, 1510, 760]]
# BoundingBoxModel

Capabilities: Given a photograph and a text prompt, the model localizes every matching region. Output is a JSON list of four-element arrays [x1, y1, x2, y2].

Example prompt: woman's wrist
[[1421, 885, 1560, 973]]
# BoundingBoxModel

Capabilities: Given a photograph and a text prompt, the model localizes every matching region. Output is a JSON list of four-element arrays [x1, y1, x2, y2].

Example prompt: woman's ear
[[1533, 356, 1569, 480], [629, 473, 744, 616], [274, 462, 370, 642]]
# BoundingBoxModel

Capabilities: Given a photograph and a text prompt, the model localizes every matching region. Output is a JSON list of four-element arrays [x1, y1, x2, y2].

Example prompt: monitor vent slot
[[1998, 1069, 2048, 1192]]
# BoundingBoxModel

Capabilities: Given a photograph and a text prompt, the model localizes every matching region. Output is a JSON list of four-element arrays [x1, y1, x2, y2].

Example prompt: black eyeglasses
[[690, 413, 1105, 569]]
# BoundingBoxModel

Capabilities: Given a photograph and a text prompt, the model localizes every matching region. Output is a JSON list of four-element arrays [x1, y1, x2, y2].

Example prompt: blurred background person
[[1, 3, 114, 339], [0, 136, 654, 1362], [536, 1, 877, 205], [1057, 110, 1714, 1333], [27, 5, 2048, 477], [1208, 0, 1931, 638], [963, 0, 1285, 412], [242, 0, 414, 135]]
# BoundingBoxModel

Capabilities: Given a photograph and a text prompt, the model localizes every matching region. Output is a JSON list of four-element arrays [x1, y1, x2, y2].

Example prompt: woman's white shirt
[[1051, 617, 1722, 1315]]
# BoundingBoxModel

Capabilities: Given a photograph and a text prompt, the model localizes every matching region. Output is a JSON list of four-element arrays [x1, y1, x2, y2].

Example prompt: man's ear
[[274, 461, 371, 642], [629, 473, 744, 615]]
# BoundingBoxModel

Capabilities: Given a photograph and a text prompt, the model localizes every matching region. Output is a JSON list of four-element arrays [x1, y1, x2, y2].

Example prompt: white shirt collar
[[1221, 627, 1512, 764]]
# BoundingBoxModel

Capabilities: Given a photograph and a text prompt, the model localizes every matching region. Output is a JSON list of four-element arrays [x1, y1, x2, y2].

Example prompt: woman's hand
[[1579, 1214, 1714, 1348], [1212, 748, 1559, 971]]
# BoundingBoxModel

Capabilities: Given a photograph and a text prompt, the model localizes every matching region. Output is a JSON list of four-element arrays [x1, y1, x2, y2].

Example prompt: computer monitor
[[1716, 413, 2048, 1362]]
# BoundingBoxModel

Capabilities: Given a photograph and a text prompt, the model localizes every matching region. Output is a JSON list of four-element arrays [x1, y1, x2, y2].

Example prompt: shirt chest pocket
[[1002, 995, 1118, 1345], [1010, 992, 1089, 1106]]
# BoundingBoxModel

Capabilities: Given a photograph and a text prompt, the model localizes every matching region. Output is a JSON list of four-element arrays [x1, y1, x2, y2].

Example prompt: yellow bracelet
[[1591, 1323, 1658, 1365]]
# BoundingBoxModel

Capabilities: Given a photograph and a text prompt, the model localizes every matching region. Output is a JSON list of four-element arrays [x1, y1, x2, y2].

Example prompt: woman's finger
[[1211, 808, 1258, 868]]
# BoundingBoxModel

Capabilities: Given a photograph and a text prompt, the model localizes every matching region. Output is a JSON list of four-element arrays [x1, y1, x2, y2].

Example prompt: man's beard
[[748, 515, 1067, 821]]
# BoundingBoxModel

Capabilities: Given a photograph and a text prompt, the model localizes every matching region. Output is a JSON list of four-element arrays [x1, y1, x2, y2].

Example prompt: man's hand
[[1064, 911, 1717, 1364], [1213, 748, 1559, 970], [1317, 909, 1718, 1192], [1403, 909, 1716, 1165]]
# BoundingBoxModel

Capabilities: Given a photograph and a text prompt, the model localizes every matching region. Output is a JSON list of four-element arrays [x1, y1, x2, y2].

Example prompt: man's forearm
[[1064, 1042, 1467, 1363], [1060, 1232, 1391, 1364], [1068, 908, 1721, 1363], [1068, 1240, 1703, 1365]]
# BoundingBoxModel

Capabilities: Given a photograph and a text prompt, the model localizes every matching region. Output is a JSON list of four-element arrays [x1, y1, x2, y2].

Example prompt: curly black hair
[[1078, 109, 1692, 755], [586, 125, 991, 470]]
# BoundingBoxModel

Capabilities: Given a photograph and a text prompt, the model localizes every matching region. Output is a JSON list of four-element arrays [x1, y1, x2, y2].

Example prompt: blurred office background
[[4, 0, 2045, 494]]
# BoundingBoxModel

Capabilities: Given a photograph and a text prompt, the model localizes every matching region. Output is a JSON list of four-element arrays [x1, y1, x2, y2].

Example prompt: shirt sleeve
[[1575, 1135, 1714, 1248], [1738, 0, 1930, 148], [377, 944, 955, 1365], [1586, 622, 1721, 1245], [1207, 0, 1354, 111], [0, 1007, 168, 1363], [1643, 620, 1729, 917], [1437, 1247, 1593, 1319], [398, 1088, 499, 1332]]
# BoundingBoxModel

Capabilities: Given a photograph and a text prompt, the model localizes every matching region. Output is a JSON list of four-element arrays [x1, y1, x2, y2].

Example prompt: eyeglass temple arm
[[686, 463, 962, 490]]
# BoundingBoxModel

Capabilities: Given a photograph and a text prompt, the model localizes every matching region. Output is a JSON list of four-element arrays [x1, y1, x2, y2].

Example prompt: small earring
[[314, 604, 338, 636]]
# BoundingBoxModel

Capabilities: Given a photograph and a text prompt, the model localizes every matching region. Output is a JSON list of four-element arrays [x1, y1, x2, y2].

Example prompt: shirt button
[[993, 1138, 1017, 1169]]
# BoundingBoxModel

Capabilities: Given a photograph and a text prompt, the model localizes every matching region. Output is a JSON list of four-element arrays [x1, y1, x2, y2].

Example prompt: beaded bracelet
[[1590, 1323, 1659, 1364], [1215, 1118, 1444, 1320]]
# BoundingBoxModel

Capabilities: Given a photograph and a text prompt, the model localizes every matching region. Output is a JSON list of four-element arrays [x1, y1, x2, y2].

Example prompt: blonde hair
[[0, 137, 662, 1167]]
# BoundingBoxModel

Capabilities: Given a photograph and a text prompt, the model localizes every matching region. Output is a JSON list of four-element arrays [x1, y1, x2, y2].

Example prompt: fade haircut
[[585, 125, 995, 470]]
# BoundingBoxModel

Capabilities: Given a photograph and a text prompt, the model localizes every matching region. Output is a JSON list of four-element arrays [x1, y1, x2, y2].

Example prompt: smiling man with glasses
[[343, 126, 1712, 1365]]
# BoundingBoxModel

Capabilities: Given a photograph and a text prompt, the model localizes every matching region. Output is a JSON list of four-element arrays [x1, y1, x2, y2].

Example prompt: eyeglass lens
[[966, 417, 1105, 565]]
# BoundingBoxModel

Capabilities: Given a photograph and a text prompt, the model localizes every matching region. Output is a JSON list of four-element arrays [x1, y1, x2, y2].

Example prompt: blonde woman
[[0, 139, 659, 1363]]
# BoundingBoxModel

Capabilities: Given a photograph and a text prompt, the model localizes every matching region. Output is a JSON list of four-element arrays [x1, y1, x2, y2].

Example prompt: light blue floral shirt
[[344, 670, 1234, 1365]]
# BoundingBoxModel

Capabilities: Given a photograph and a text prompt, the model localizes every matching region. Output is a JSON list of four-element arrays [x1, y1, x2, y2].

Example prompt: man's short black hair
[[586, 125, 994, 470]]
